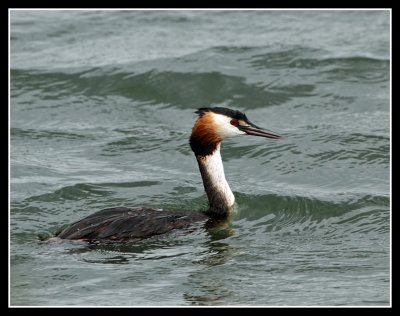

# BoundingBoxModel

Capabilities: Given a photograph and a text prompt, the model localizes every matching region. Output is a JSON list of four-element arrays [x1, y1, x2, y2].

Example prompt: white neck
[[195, 145, 235, 216]]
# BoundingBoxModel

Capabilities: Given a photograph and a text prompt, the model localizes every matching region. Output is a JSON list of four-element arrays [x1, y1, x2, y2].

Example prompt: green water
[[10, 10, 390, 306]]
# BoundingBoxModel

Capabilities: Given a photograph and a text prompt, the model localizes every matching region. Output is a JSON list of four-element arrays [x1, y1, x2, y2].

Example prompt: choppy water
[[10, 10, 390, 306]]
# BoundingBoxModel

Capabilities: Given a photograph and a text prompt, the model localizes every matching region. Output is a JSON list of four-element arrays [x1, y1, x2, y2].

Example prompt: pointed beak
[[238, 123, 283, 139]]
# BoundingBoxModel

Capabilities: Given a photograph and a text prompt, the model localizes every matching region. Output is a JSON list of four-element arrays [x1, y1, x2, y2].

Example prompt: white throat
[[195, 145, 235, 216]]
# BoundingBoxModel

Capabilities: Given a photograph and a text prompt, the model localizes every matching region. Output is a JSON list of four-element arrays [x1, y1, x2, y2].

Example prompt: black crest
[[195, 107, 248, 121]]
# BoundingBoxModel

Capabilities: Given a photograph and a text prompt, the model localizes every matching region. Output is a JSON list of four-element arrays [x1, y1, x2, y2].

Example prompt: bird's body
[[57, 207, 209, 240], [58, 107, 281, 241]]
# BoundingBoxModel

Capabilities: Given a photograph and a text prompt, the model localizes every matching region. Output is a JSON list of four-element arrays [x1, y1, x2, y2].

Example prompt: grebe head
[[190, 107, 282, 156]]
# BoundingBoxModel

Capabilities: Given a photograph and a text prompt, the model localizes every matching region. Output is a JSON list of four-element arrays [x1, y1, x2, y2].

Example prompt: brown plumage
[[192, 112, 222, 145], [190, 112, 222, 156]]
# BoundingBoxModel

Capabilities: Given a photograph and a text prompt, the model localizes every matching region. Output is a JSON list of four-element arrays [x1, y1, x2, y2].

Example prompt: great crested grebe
[[57, 107, 282, 240]]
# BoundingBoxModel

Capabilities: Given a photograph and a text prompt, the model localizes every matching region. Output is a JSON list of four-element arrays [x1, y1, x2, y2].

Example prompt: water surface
[[10, 10, 390, 306]]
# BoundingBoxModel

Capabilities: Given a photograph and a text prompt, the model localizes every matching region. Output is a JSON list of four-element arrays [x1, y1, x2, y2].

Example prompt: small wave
[[11, 44, 389, 115], [101, 126, 176, 155], [11, 127, 91, 142], [21, 181, 162, 204], [235, 192, 389, 237], [12, 68, 304, 108], [21, 183, 112, 203]]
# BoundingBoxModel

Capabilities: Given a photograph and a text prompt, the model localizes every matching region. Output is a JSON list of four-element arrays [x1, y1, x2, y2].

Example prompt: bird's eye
[[230, 119, 239, 126]]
